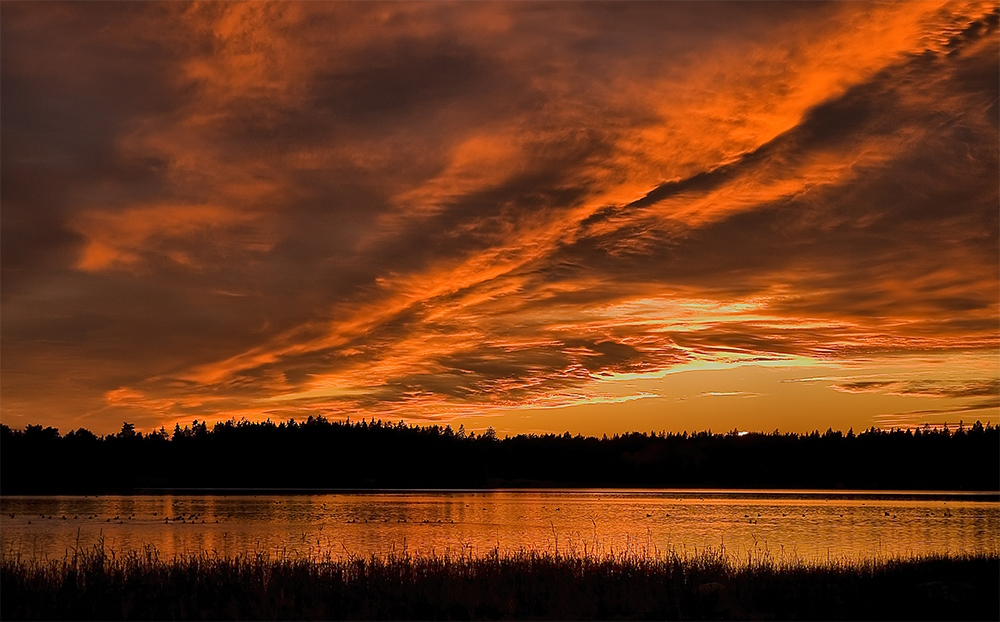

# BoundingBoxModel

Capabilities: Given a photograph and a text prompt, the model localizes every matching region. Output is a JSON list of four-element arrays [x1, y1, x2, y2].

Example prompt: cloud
[[71, 204, 267, 272], [696, 391, 760, 399], [835, 378, 1000, 399], [1, 2, 997, 433]]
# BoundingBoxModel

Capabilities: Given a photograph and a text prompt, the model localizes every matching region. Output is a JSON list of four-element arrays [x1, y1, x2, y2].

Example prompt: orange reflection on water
[[2, 491, 996, 564]]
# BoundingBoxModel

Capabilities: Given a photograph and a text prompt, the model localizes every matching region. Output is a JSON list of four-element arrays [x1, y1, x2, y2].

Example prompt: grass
[[2, 540, 997, 620]]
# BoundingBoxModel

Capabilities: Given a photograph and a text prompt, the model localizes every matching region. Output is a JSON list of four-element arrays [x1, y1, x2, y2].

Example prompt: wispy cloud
[[835, 378, 1000, 399], [696, 391, 760, 399]]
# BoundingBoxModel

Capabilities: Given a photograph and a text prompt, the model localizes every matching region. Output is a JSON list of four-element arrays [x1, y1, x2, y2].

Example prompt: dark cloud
[[313, 39, 512, 127], [894, 379, 1000, 400]]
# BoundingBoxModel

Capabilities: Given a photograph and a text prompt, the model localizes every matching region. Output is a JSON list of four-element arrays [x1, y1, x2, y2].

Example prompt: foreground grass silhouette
[[3, 543, 997, 620]]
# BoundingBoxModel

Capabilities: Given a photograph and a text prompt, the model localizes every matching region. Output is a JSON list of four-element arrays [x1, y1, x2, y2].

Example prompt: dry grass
[[2, 538, 997, 620]]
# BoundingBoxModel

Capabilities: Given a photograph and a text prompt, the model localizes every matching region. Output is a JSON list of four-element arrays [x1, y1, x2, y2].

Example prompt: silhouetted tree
[[1, 419, 997, 493]]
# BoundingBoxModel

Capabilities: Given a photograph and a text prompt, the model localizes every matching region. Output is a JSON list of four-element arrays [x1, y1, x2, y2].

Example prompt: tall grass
[[2, 538, 997, 620]]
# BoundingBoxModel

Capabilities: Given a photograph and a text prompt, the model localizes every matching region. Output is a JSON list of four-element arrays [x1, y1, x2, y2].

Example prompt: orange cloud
[[72, 204, 263, 272]]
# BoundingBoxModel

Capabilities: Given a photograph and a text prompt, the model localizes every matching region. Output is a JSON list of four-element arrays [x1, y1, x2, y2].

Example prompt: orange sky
[[2, 1, 997, 436]]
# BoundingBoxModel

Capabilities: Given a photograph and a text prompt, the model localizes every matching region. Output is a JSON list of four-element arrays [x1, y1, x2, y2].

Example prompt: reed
[[2, 539, 997, 620]]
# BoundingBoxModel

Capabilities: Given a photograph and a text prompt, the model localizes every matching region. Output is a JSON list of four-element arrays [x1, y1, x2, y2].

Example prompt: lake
[[2, 490, 996, 563]]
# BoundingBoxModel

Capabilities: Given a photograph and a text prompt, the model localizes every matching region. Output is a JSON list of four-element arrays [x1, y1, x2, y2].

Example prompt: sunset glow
[[2, 1, 997, 436]]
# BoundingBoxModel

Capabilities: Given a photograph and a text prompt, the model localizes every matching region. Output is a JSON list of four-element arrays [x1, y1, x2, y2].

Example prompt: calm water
[[1, 490, 997, 563]]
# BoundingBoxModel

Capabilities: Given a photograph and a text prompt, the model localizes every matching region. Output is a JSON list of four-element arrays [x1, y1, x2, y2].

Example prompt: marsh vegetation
[[2, 539, 997, 620]]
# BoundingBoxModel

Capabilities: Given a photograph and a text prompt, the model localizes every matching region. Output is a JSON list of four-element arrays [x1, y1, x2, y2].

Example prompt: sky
[[2, 1, 998, 437]]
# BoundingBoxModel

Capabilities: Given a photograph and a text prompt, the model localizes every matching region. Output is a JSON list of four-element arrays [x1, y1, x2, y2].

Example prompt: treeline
[[1, 418, 997, 493]]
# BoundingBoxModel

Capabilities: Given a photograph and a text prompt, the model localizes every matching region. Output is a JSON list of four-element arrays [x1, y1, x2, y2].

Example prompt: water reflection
[[2, 490, 996, 563]]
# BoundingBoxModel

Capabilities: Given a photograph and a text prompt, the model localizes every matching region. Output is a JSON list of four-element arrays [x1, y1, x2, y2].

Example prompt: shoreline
[[4, 487, 999, 498]]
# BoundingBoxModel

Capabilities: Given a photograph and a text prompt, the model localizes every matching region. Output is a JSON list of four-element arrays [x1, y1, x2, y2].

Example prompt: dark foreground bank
[[2, 546, 997, 621]]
